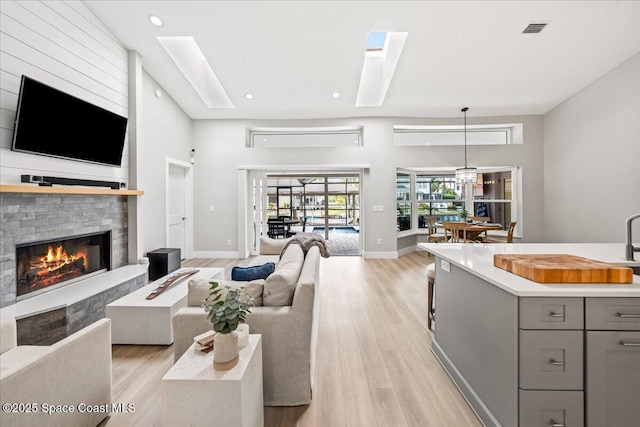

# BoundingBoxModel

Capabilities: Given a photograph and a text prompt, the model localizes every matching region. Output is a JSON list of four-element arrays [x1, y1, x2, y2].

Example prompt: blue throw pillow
[[231, 262, 276, 281]]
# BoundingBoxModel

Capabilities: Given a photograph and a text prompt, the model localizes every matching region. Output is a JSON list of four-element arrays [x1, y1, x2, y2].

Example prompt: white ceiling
[[84, 1, 640, 120]]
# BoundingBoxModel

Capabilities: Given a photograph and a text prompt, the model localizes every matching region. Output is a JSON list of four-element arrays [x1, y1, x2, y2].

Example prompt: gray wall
[[543, 52, 640, 243], [0, 0, 129, 184], [137, 70, 193, 255], [191, 115, 544, 256]]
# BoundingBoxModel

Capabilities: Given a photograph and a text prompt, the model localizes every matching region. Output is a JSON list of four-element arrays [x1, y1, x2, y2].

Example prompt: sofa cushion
[[263, 243, 304, 306], [188, 278, 264, 307], [231, 262, 275, 281], [0, 346, 50, 378], [259, 236, 293, 255]]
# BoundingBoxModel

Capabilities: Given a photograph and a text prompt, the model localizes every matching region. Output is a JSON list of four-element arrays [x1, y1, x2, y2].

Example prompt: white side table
[[106, 267, 224, 344], [161, 334, 264, 427]]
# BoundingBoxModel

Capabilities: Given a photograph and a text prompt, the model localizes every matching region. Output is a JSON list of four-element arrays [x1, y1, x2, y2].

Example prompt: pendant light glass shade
[[455, 107, 478, 184], [455, 167, 478, 184]]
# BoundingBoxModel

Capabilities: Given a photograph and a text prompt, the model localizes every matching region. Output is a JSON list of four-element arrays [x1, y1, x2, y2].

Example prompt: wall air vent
[[523, 23, 548, 34]]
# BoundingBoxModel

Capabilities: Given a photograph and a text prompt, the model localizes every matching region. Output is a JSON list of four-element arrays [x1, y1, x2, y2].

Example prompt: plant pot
[[213, 331, 238, 370]]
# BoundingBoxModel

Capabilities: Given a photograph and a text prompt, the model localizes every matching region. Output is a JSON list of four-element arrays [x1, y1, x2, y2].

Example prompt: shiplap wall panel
[[45, 1, 126, 58], [1, 16, 128, 96], [63, 0, 122, 46], [0, 38, 128, 106], [0, 0, 129, 184], [14, 1, 127, 71], [1, 1, 127, 84]]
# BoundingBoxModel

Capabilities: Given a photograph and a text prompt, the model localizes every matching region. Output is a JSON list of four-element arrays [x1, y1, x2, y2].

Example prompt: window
[[247, 127, 363, 148], [415, 175, 465, 228], [393, 123, 523, 146], [396, 173, 411, 231], [398, 168, 519, 235]]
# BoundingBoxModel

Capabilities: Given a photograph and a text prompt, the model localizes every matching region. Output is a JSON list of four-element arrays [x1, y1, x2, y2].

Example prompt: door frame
[[165, 157, 193, 259], [238, 165, 368, 258]]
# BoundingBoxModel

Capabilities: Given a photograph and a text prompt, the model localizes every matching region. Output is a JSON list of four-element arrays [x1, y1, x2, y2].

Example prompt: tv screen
[[11, 76, 128, 167]]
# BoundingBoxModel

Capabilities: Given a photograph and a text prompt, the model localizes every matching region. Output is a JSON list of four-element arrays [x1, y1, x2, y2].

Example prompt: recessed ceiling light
[[332, 92, 340, 98], [245, 93, 254, 100], [149, 15, 163, 27]]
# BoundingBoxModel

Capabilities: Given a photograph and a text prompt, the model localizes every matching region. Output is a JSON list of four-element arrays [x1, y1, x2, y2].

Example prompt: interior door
[[168, 164, 186, 258]]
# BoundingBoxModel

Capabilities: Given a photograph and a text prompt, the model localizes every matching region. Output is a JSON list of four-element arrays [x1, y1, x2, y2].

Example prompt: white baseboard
[[397, 245, 416, 257], [362, 251, 398, 259], [191, 251, 240, 259]]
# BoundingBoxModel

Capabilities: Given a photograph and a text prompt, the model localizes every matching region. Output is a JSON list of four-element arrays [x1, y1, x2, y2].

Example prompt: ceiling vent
[[523, 23, 548, 34]]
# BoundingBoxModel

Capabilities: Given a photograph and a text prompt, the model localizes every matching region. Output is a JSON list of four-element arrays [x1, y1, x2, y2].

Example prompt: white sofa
[[172, 242, 321, 406], [0, 317, 112, 427]]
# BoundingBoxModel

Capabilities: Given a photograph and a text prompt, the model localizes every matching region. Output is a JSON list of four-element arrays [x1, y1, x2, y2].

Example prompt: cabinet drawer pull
[[617, 312, 640, 318], [548, 312, 564, 318], [548, 358, 564, 366], [620, 341, 640, 347], [549, 421, 564, 427]]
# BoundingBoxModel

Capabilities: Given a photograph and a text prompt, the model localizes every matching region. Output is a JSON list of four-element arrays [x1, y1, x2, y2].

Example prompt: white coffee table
[[161, 334, 264, 427], [106, 267, 224, 344]]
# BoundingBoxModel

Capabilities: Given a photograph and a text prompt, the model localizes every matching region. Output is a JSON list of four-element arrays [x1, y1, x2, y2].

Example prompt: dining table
[[440, 221, 503, 242]]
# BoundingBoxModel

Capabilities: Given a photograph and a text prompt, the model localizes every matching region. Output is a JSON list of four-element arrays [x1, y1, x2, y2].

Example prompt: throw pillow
[[263, 243, 304, 306], [231, 262, 276, 281], [259, 236, 293, 255], [187, 278, 265, 307]]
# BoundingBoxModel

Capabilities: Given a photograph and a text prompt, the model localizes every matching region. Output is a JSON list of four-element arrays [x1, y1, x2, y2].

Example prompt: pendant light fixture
[[455, 107, 478, 184]]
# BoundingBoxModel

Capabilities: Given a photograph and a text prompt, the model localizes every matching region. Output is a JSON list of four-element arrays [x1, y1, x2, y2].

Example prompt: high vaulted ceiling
[[84, 1, 640, 120]]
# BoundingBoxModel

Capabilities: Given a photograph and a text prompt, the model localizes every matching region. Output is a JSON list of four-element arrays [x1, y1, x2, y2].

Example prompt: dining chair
[[426, 217, 448, 244], [267, 218, 286, 239], [484, 221, 517, 243], [442, 221, 469, 243], [506, 221, 517, 243]]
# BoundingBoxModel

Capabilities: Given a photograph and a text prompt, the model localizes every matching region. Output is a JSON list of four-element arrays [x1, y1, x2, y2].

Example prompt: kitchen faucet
[[625, 213, 640, 261]]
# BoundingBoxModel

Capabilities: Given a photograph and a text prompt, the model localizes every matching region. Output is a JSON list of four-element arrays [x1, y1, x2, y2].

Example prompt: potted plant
[[460, 209, 469, 222], [203, 281, 254, 369]]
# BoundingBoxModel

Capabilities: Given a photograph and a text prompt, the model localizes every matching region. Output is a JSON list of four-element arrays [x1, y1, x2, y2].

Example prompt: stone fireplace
[[1, 192, 147, 345], [15, 231, 111, 301], [0, 193, 129, 308]]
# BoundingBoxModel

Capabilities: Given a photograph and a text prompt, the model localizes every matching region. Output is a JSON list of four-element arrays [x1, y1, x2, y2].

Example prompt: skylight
[[356, 31, 408, 107], [157, 36, 234, 109], [366, 32, 387, 50]]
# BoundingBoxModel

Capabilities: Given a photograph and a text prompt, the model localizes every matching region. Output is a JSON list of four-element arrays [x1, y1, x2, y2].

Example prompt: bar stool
[[426, 263, 436, 330]]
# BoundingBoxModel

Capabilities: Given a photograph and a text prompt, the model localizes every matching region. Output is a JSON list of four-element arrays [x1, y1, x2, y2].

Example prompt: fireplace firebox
[[15, 231, 111, 300]]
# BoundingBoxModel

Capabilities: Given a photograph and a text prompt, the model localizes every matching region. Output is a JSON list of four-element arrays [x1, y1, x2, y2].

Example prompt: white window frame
[[396, 166, 521, 239], [247, 126, 363, 148], [393, 123, 523, 146]]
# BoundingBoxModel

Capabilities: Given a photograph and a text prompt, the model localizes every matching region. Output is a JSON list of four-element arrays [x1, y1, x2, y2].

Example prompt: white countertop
[[418, 243, 640, 297]]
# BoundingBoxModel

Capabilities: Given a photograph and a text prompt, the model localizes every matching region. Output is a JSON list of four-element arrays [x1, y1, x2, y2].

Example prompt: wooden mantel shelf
[[0, 184, 144, 196]]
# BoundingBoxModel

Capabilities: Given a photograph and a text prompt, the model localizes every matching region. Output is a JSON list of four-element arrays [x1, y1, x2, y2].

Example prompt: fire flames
[[34, 245, 87, 276]]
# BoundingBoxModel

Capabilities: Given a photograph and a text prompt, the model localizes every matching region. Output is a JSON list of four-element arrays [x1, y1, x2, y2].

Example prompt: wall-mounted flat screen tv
[[11, 76, 128, 167]]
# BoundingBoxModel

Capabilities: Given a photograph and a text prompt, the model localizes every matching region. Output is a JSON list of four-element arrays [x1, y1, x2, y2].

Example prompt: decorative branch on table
[[202, 281, 255, 334]]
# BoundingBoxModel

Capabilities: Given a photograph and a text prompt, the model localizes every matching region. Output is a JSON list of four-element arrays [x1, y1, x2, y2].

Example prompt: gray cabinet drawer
[[520, 330, 583, 390], [520, 298, 584, 330], [585, 298, 640, 330], [519, 390, 584, 427]]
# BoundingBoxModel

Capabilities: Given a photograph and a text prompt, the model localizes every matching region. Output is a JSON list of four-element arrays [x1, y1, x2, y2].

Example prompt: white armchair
[[0, 317, 112, 427]]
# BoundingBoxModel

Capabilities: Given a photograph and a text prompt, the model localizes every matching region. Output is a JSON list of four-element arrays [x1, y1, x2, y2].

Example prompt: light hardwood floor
[[101, 251, 482, 427]]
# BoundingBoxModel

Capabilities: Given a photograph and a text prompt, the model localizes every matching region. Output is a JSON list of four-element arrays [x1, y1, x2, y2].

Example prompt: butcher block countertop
[[493, 254, 634, 283], [417, 243, 640, 297]]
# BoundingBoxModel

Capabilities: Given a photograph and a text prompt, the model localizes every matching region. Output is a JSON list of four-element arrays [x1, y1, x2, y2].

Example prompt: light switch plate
[[441, 260, 450, 272], [372, 205, 384, 212]]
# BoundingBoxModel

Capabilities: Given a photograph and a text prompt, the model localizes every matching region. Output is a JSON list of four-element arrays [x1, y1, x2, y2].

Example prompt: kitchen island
[[417, 243, 640, 427]]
